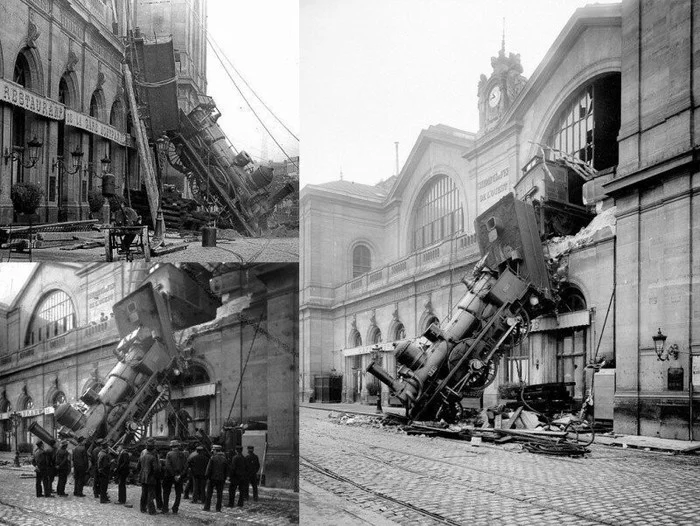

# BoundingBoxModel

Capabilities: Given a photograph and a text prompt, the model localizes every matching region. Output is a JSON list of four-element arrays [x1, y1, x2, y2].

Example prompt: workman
[[186, 445, 208, 504], [32, 441, 51, 498], [203, 444, 227, 512], [227, 446, 247, 508], [54, 441, 71, 496], [162, 440, 187, 514], [97, 441, 111, 503], [89, 438, 102, 498], [71, 437, 88, 497], [139, 439, 159, 515], [115, 444, 131, 505], [245, 445, 261, 502]]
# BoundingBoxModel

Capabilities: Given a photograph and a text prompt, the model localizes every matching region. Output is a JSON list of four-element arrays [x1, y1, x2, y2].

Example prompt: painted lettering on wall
[[0, 80, 65, 120], [65, 109, 128, 146], [478, 167, 511, 206]]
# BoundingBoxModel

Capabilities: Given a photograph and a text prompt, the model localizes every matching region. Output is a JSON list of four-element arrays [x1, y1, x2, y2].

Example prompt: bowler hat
[[211, 444, 222, 451], [169, 440, 179, 447]]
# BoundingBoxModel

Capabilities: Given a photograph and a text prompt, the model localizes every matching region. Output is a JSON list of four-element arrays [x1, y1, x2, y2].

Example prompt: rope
[[135, 76, 177, 88], [226, 312, 265, 422]]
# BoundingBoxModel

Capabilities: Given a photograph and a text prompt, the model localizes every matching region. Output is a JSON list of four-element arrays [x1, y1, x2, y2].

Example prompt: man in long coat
[[162, 440, 187, 514], [54, 441, 71, 496], [139, 439, 159, 515], [187, 445, 208, 504], [203, 445, 227, 512], [32, 441, 51, 498], [71, 437, 89, 497], [227, 446, 247, 508], [115, 445, 131, 504], [97, 441, 111, 503], [245, 445, 261, 501]]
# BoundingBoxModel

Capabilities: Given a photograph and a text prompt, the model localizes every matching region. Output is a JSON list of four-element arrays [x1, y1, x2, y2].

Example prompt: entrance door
[[556, 328, 586, 401]]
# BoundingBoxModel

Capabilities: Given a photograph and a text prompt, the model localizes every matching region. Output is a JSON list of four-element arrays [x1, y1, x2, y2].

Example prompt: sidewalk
[[301, 402, 700, 453]]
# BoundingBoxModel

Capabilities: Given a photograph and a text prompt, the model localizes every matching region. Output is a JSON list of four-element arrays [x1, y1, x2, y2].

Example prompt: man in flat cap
[[32, 441, 51, 498], [162, 440, 187, 514], [55, 441, 71, 496], [203, 445, 227, 512], [187, 445, 208, 504], [139, 439, 159, 515], [72, 436, 88, 497], [97, 441, 111, 503], [115, 444, 131, 505], [245, 445, 261, 502], [227, 446, 247, 508]]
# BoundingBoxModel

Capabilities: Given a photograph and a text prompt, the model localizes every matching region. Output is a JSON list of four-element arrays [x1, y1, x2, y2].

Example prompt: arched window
[[349, 329, 362, 348], [559, 285, 587, 313], [413, 175, 463, 250], [352, 244, 371, 278], [25, 290, 76, 347], [548, 73, 621, 171], [423, 315, 439, 333], [391, 322, 406, 341], [368, 326, 382, 345], [52, 392, 66, 407]]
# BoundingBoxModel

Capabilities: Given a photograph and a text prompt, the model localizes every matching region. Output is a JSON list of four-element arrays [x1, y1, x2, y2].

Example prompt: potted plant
[[10, 181, 43, 223], [87, 189, 106, 220], [365, 378, 380, 405]]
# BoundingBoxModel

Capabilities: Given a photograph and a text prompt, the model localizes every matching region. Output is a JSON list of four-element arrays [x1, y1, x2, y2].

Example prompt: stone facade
[[0, 262, 298, 489], [0, 0, 134, 224], [301, 1, 700, 440]]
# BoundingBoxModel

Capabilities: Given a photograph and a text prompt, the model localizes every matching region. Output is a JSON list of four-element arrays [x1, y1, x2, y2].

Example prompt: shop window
[[352, 244, 371, 278], [547, 73, 621, 172], [413, 175, 463, 250], [556, 328, 586, 401], [25, 290, 76, 347]]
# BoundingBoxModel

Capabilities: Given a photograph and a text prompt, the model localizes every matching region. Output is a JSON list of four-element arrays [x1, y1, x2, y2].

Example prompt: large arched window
[[413, 175, 463, 250], [548, 73, 621, 171], [25, 290, 76, 347], [352, 244, 371, 278]]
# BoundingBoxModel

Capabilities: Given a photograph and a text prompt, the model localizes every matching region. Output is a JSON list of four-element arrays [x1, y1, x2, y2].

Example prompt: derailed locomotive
[[367, 193, 554, 422], [29, 265, 221, 449]]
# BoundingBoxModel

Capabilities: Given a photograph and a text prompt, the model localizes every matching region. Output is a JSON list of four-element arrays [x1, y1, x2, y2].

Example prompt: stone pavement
[[0, 462, 298, 526], [300, 405, 700, 525]]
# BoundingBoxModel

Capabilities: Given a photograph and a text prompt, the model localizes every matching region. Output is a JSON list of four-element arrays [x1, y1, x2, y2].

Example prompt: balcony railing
[[337, 232, 480, 301], [1, 319, 118, 372]]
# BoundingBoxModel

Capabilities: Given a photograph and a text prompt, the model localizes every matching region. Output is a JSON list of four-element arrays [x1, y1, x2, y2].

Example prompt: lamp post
[[4, 137, 44, 168], [10, 411, 22, 467], [652, 328, 679, 361], [370, 345, 383, 414]]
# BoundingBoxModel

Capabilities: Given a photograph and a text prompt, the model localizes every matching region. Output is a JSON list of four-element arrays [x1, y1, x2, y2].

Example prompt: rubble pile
[[545, 205, 616, 259]]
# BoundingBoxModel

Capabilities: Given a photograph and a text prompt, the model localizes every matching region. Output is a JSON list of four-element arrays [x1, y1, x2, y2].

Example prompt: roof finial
[[501, 17, 506, 55]]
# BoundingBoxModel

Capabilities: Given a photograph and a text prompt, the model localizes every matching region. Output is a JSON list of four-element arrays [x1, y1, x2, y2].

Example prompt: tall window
[[413, 176, 463, 250], [352, 244, 371, 278], [368, 326, 382, 345], [548, 74, 621, 171], [25, 290, 76, 347]]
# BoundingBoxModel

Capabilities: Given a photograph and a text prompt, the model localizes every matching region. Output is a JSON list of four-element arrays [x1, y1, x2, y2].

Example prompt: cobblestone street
[[0, 463, 298, 526], [300, 406, 700, 525]]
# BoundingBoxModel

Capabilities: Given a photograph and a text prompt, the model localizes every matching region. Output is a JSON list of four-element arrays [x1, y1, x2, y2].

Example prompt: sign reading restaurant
[[0, 79, 65, 120]]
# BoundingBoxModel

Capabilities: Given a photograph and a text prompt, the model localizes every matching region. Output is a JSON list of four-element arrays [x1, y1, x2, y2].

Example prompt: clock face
[[488, 85, 501, 108]]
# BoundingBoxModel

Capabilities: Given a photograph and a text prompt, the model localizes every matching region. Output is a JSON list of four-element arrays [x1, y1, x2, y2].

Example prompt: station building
[[300, 0, 700, 440], [0, 262, 298, 489], [0, 0, 207, 224]]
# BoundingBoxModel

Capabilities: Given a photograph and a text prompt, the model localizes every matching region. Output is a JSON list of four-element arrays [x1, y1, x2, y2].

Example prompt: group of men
[[31, 437, 262, 516]]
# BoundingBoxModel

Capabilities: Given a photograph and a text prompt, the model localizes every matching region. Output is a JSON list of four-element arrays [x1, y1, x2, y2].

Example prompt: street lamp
[[652, 328, 679, 361], [10, 411, 22, 467], [52, 146, 85, 175], [4, 137, 44, 168]]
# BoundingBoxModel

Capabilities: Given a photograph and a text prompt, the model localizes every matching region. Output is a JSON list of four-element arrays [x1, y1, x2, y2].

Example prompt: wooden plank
[[502, 407, 523, 429]]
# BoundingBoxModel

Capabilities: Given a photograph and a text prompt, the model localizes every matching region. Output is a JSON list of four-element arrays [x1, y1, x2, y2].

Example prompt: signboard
[[478, 166, 511, 212], [692, 355, 700, 390], [0, 79, 65, 120], [65, 109, 128, 146]]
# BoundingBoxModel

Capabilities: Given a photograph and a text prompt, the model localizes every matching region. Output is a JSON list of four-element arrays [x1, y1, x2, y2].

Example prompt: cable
[[226, 312, 265, 422], [183, 0, 299, 169]]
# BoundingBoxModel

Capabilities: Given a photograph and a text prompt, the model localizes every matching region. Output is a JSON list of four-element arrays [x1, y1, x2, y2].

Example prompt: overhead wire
[[183, 0, 299, 169]]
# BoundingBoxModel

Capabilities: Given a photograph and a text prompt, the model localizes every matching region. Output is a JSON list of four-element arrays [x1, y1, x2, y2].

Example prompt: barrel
[[202, 226, 217, 247]]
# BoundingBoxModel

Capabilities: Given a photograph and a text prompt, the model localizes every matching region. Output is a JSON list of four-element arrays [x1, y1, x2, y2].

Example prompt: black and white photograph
[[299, 0, 700, 524], [0, 262, 298, 523], [0, 0, 298, 264]]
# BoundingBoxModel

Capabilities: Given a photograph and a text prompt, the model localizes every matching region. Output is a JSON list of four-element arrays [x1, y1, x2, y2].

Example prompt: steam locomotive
[[367, 193, 553, 422]]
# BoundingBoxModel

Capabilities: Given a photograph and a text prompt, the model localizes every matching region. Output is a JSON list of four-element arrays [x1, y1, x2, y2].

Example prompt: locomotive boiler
[[367, 193, 553, 422], [29, 265, 220, 448]]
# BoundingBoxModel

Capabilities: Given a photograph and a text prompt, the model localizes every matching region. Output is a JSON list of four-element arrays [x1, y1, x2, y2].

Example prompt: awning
[[1, 79, 65, 120], [65, 109, 129, 146], [170, 383, 217, 400], [530, 310, 590, 333]]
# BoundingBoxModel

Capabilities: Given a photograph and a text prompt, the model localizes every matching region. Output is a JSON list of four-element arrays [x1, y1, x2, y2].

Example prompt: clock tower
[[477, 41, 527, 132]]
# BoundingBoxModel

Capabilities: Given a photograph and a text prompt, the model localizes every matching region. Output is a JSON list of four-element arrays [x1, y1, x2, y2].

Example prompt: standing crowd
[[31, 438, 262, 516]]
